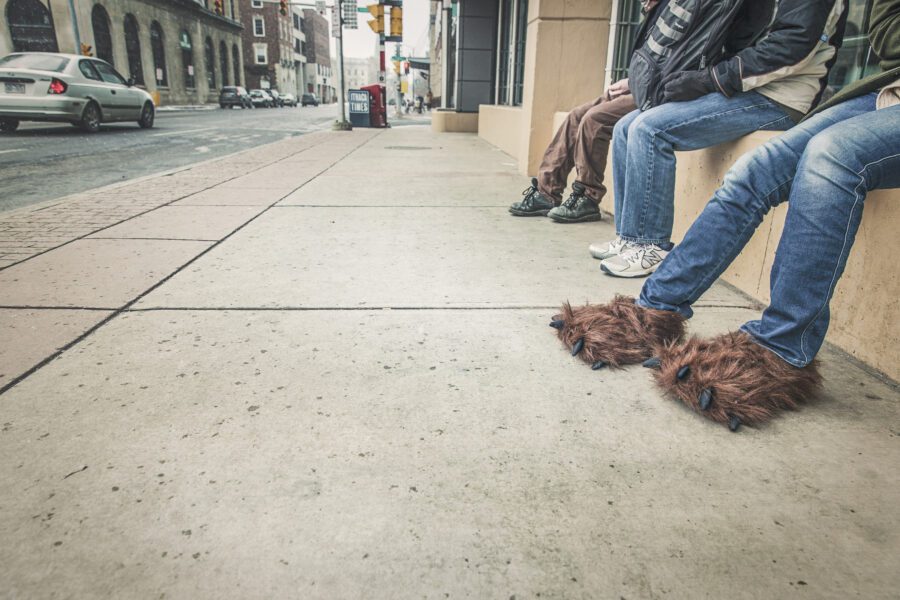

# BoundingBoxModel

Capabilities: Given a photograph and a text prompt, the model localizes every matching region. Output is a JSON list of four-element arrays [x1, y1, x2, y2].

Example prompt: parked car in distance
[[219, 86, 252, 109], [0, 52, 155, 133], [249, 89, 274, 108], [301, 93, 319, 107], [268, 90, 285, 107], [280, 93, 297, 107]]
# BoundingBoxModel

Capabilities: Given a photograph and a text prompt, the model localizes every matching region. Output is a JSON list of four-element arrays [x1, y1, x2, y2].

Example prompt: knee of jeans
[[802, 129, 851, 173], [715, 153, 778, 214]]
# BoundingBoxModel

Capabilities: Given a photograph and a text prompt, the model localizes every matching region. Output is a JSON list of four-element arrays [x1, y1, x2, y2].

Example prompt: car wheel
[[79, 102, 102, 133], [138, 102, 155, 129], [220, 104, 226, 109], [0, 117, 19, 133]]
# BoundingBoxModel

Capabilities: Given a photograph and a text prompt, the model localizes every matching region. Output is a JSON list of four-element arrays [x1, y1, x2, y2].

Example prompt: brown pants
[[538, 92, 637, 203]]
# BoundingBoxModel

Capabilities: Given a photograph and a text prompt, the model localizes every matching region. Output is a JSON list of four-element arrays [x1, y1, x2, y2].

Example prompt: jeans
[[612, 91, 794, 244], [639, 94, 900, 367]]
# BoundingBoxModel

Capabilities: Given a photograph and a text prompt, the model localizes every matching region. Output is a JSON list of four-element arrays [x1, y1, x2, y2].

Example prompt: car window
[[93, 61, 126, 85], [79, 60, 102, 81], [0, 54, 69, 72]]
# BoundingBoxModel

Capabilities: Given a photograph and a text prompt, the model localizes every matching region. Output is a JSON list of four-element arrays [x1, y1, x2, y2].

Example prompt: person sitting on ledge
[[552, 0, 900, 432]]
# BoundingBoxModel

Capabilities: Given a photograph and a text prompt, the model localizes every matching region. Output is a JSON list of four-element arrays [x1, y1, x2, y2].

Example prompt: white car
[[0, 52, 155, 133]]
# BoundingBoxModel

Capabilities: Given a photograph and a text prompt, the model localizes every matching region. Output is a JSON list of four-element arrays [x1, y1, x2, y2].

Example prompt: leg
[[573, 94, 637, 203], [611, 108, 642, 235], [617, 91, 793, 245], [743, 102, 900, 366], [538, 95, 605, 202], [639, 94, 878, 317]]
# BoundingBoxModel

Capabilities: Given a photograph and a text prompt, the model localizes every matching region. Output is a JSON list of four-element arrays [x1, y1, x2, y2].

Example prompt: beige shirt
[[877, 77, 900, 109]]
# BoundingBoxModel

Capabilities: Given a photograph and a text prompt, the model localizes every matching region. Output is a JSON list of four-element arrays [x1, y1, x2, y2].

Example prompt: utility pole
[[333, 0, 352, 130]]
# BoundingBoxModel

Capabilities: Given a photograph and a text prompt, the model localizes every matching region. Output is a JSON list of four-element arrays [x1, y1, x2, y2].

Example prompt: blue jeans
[[639, 94, 900, 366], [612, 91, 794, 244]]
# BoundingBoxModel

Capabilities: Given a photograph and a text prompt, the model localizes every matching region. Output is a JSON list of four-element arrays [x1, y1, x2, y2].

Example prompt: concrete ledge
[[431, 110, 479, 133], [477, 105, 524, 161]]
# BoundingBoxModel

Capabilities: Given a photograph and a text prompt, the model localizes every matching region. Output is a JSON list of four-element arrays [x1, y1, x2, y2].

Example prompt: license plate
[[4, 82, 25, 94]]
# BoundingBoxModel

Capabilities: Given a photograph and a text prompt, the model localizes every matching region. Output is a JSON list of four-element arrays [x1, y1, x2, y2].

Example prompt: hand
[[607, 78, 630, 100], [660, 69, 718, 103]]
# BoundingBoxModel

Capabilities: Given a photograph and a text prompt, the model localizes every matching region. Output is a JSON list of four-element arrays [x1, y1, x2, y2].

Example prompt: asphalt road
[[0, 103, 338, 213]]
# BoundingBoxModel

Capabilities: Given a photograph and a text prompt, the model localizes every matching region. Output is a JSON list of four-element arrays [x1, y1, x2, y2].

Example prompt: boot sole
[[509, 208, 551, 217], [600, 262, 655, 278], [549, 213, 603, 223]]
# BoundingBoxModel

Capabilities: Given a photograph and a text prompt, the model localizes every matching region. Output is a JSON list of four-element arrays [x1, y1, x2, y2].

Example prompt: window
[[91, 4, 114, 66], [251, 0, 262, 6], [204, 36, 216, 89], [254, 43, 268, 65], [495, 0, 527, 106], [180, 30, 195, 88], [7, 0, 59, 52], [253, 16, 265, 36], [93, 60, 127, 85], [78, 59, 102, 81], [0, 53, 67, 71], [828, 0, 880, 93], [608, 0, 643, 83], [293, 13, 300, 29], [123, 14, 144, 85], [220, 40, 229, 86], [232, 44, 241, 85], [150, 21, 167, 86]]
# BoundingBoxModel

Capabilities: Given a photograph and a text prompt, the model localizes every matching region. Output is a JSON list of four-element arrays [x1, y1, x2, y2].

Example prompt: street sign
[[342, 0, 358, 28], [331, 4, 340, 36]]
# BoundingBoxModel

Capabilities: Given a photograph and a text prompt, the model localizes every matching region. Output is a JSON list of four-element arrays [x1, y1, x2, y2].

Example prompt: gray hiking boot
[[547, 182, 602, 223], [509, 177, 556, 216]]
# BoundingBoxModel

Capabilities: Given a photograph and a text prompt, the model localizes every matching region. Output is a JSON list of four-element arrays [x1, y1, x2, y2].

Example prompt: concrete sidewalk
[[0, 125, 897, 599]]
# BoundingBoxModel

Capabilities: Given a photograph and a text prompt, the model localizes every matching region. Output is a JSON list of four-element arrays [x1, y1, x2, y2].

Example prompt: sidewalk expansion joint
[[125, 305, 561, 312], [0, 130, 384, 399], [0, 305, 119, 311], [84, 237, 219, 242]]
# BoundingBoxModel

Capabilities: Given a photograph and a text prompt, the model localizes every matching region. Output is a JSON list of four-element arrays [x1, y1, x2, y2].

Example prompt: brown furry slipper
[[649, 331, 822, 431], [550, 295, 685, 369]]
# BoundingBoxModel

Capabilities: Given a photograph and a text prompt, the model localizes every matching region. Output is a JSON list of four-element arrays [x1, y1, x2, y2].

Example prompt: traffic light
[[392, 59, 401, 74], [280, 0, 288, 16], [366, 4, 384, 35], [214, 0, 224, 14], [80, 43, 93, 56], [389, 6, 402, 38]]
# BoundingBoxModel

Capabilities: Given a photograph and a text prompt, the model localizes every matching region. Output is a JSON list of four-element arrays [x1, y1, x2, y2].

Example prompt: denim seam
[[797, 151, 900, 362], [757, 114, 794, 131]]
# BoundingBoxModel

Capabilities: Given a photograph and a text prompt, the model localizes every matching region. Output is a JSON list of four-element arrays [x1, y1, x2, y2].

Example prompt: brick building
[[238, 0, 295, 94], [1, 0, 245, 105], [301, 7, 333, 102]]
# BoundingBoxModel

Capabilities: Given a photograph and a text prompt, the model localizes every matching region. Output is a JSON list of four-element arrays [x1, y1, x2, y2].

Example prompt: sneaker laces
[[622, 243, 663, 267]]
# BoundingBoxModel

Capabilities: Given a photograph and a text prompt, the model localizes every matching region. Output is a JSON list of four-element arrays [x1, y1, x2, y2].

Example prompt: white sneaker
[[600, 242, 670, 278], [589, 236, 628, 260]]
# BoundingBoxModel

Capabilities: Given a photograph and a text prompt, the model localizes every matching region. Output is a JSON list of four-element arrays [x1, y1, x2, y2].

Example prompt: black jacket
[[631, 0, 848, 113]]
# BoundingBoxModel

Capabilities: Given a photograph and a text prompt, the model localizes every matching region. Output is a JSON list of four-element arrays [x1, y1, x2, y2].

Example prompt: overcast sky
[[324, 0, 431, 60]]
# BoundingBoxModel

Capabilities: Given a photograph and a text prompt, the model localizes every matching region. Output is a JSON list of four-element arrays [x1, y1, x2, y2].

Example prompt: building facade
[[301, 7, 333, 102], [238, 0, 294, 93], [338, 55, 376, 96], [431, 0, 900, 380], [290, 6, 306, 96], [1, 0, 244, 105]]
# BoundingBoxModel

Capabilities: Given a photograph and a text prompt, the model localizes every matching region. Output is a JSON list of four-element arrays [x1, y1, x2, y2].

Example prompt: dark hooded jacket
[[631, 0, 849, 114]]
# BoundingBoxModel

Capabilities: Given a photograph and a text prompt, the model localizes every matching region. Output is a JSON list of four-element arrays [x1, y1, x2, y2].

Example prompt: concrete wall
[[477, 0, 613, 176], [592, 131, 900, 381], [431, 110, 479, 133], [477, 105, 523, 158]]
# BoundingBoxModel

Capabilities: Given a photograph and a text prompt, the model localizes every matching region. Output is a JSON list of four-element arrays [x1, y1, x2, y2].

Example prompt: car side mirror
[[126, 76, 135, 87]]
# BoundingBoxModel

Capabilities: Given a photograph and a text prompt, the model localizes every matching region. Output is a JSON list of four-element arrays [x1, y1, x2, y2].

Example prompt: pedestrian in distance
[[597, 0, 850, 278], [552, 0, 900, 432]]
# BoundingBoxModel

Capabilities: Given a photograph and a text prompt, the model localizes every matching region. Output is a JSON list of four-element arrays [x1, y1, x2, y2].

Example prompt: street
[[0, 104, 338, 213]]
